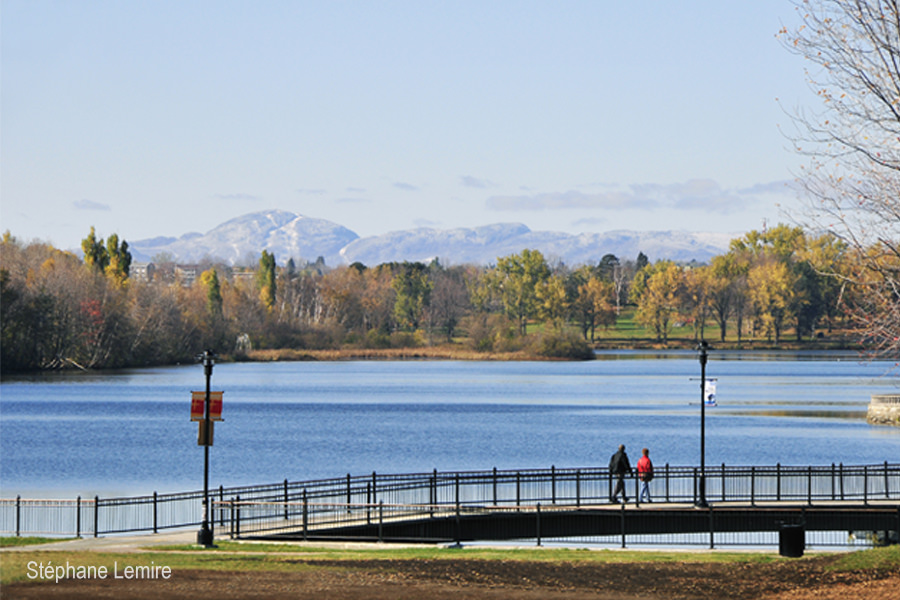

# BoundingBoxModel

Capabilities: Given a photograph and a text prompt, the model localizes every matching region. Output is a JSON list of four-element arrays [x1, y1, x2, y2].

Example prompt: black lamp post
[[696, 340, 709, 508], [197, 349, 216, 547]]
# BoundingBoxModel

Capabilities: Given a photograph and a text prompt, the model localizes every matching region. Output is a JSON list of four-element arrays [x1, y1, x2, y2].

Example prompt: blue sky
[[1, 1, 815, 251]]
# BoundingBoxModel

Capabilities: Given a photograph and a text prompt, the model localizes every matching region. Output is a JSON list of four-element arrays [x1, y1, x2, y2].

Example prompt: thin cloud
[[73, 199, 110, 211], [337, 197, 371, 204], [214, 193, 260, 202], [487, 179, 789, 215], [572, 216, 608, 228], [486, 190, 646, 211], [738, 180, 797, 195], [460, 175, 495, 189], [346, 187, 366, 194], [393, 182, 418, 191], [297, 188, 327, 195]]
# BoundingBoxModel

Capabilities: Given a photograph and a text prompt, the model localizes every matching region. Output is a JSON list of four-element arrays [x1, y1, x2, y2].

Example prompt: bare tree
[[780, 0, 900, 359]]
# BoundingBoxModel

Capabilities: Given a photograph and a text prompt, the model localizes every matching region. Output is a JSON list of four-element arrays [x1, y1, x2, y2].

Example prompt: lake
[[1, 350, 897, 499]]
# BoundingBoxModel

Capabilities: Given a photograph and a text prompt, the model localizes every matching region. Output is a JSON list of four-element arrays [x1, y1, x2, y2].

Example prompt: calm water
[[1, 350, 897, 498]]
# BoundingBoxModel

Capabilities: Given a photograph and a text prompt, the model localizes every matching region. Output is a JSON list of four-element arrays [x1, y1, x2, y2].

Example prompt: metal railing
[[2, 462, 898, 539], [213, 499, 900, 549]]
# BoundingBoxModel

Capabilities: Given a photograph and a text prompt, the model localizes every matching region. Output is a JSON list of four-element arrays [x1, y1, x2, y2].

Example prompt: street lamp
[[197, 349, 216, 547], [696, 340, 709, 508]]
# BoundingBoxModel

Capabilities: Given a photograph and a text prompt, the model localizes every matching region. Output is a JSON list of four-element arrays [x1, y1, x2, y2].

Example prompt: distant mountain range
[[129, 209, 735, 267]]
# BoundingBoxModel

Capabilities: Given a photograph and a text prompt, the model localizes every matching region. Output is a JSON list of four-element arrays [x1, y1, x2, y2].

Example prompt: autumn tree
[[427, 264, 471, 342], [81, 227, 109, 273], [105, 233, 132, 283], [780, 0, 900, 359], [256, 250, 277, 311], [392, 262, 432, 331], [747, 259, 795, 344], [536, 274, 568, 327], [572, 273, 616, 341], [632, 261, 682, 344], [81, 227, 131, 284], [489, 249, 552, 335]]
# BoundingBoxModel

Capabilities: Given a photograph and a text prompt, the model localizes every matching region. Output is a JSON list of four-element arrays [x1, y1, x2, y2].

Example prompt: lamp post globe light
[[197, 349, 216, 547], [696, 340, 709, 508]]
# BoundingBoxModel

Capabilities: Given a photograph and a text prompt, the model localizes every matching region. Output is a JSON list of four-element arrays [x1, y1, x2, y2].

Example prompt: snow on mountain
[[340, 225, 733, 266], [130, 210, 734, 267], [130, 210, 359, 265]]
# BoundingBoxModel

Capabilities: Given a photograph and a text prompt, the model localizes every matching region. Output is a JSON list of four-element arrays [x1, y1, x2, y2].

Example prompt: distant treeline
[[0, 223, 867, 372]]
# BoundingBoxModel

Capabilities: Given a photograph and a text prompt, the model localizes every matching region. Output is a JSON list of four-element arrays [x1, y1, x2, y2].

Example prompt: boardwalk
[[4, 463, 898, 550]]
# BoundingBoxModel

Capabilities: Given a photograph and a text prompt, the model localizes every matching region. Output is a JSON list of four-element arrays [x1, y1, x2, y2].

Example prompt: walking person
[[608, 444, 632, 503], [637, 447, 654, 503]]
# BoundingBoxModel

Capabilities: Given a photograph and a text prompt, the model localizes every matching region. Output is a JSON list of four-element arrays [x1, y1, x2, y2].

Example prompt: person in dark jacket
[[608, 444, 632, 503]]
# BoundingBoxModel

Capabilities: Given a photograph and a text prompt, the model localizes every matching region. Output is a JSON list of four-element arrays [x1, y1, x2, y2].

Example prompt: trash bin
[[779, 523, 804, 557]]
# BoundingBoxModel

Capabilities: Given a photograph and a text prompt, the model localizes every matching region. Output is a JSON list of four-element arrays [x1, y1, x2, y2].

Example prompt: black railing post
[[430, 470, 436, 518], [708, 505, 714, 549], [776, 463, 782, 502], [229, 498, 234, 539], [455, 501, 461, 547], [219, 486, 225, 527], [366, 483, 372, 524], [372, 471, 377, 505], [303, 489, 308, 541], [576, 470, 581, 508], [620, 502, 626, 548], [807, 467, 813, 506], [455, 473, 461, 511], [551, 465, 556, 505], [153, 492, 158, 534], [76, 496, 82, 538], [721, 463, 726, 503], [284, 479, 289, 520], [15, 495, 20, 537], [492, 467, 498, 506], [864, 465, 869, 506], [536, 503, 542, 547], [235, 495, 241, 539], [750, 467, 756, 506], [347, 473, 352, 513], [831, 463, 836, 500], [840, 463, 845, 500], [94, 495, 99, 538], [516, 472, 521, 509], [885, 462, 890, 499]]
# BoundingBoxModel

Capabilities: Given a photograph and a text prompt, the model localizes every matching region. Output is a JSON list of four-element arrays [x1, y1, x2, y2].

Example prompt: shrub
[[528, 329, 595, 360]]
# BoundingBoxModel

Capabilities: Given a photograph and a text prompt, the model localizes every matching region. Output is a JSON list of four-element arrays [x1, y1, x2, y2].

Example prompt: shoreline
[[239, 340, 865, 363]]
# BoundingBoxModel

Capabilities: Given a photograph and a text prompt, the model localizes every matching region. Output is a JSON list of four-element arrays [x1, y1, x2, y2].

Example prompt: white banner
[[704, 380, 717, 406]]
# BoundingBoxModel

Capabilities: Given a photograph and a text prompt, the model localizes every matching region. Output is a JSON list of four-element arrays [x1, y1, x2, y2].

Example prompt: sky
[[1, 0, 818, 252]]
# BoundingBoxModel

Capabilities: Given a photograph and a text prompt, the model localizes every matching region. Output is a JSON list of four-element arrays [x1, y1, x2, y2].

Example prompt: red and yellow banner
[[190, 391, 223, 421]]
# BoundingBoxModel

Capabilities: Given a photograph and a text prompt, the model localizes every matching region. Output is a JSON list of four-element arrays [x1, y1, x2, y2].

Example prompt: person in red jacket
[[637, 447, 654, 503]]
